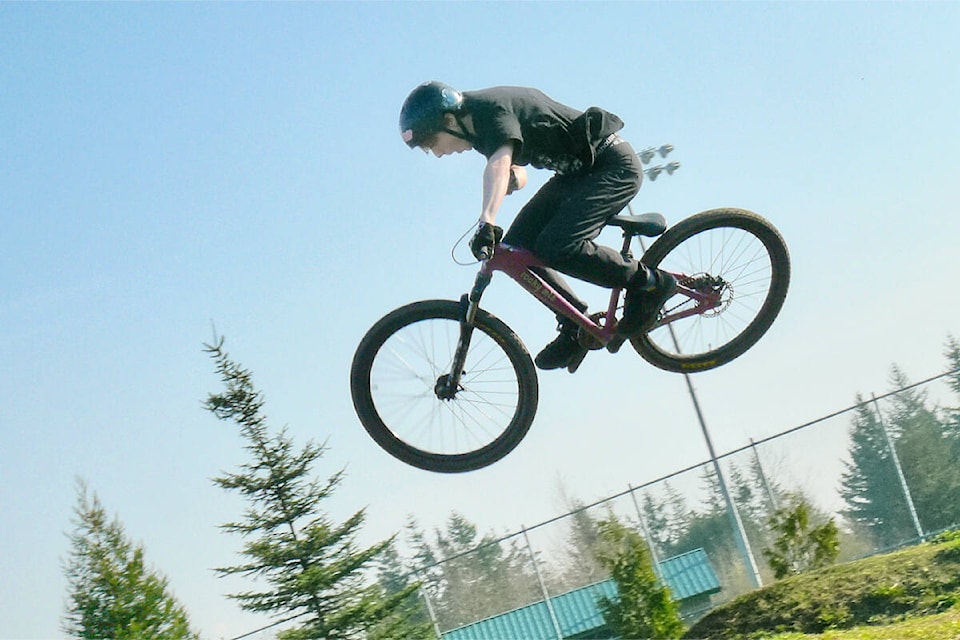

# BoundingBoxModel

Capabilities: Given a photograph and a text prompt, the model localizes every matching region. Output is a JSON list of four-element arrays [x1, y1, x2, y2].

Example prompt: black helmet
[[399, 81, 463, 148]]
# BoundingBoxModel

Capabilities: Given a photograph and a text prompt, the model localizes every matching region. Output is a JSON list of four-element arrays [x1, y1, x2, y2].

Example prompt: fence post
[[416, 579, 444, 640], [629, 483, 665, 582], [871, 393, 925, 542], [522, 526, 564, 640], [749, 438, 779, 513]]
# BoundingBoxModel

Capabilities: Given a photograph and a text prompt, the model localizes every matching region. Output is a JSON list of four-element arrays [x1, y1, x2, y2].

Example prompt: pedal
[[606, 335, 627, 354]]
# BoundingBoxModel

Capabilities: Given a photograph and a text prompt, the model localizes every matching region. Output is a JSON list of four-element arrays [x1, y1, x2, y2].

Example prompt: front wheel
[[632, 208, 790, 373], [350, 300, 539, 473]]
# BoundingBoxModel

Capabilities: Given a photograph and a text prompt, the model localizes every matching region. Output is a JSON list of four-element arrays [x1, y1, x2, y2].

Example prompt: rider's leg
[[506, 142, 673, 366], [533, 143, 676, 337], [530, 143, 643, 288], [504, 182, 591, 315], [618, 268, 677, 336], [504, 184, 592, 370]]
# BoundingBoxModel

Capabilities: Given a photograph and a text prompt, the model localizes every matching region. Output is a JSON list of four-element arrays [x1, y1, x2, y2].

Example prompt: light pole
[[629, 146, 763, 587], [671, 349, 764, 589]]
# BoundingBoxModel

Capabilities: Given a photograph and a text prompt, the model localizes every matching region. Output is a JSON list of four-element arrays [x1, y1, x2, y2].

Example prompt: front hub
[[434, 373, 460, 400]]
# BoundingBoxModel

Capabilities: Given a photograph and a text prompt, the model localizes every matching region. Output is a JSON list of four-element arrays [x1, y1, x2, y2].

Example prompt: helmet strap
[[443, 113, 475, 143]]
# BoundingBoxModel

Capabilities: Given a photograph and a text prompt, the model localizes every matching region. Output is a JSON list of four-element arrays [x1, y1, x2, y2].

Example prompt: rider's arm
[[479, 144, 514, 225]]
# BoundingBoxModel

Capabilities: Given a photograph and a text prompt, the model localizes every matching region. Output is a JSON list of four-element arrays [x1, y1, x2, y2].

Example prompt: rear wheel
[[350, 300, 538, 473], [631, 208, 790, 372]]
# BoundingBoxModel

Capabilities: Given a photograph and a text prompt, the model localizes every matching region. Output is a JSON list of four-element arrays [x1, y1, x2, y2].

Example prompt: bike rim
[[368, 316, 523, 457], [649, 224, 775, 357]]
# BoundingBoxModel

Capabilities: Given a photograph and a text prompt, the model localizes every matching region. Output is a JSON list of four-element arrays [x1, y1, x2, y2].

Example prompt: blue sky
[[2, 2, 959, 638]]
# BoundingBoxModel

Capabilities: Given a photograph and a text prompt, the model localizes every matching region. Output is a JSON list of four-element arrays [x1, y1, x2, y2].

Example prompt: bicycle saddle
[[608, 212, 667, 237]]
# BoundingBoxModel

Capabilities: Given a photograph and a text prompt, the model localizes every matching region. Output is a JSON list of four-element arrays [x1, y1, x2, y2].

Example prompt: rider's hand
[[470, 222, 504, 260]]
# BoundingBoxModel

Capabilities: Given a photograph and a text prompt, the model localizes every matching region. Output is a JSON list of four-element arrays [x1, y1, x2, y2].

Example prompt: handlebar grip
[[477, 246, 493, 261]]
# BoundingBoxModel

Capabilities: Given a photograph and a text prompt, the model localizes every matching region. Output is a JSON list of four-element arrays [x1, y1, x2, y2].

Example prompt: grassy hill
[[684, 533, 960, 639], [766, 605, 960, 639]]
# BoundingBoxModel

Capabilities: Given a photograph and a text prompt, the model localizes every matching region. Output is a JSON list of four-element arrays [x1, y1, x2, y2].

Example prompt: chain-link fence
[[408, 367, 960, 639]]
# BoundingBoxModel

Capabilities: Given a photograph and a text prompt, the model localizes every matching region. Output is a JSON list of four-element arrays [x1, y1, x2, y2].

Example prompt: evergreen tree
[[204, 339, 428, 640], [372, 541, 433, 637], [639, 491, 672, 556], [742, 452, 788, 523], [672, 467, 738, 562], [595, 517, 685, 640], [762, 495, 839, 579], [886, 366, 960, 532], [944, 336, 960, 433], [728, 463, 770, 551], [840, 359, 960, 547], [404, 512, 538, 629], [641, 483, 691, 558], [402, 516, 442, 599], [553, 498, 607, 591], [376, 541, 409, 596], [839, 395, 916, 547], [663, 465, 763, 592], [699, 465, 726, 515], [62, 481, 198, 640], [728, 456, 796, 572]]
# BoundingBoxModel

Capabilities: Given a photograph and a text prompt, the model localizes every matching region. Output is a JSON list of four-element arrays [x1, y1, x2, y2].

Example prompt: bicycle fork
[[435, 269, 492, 400]]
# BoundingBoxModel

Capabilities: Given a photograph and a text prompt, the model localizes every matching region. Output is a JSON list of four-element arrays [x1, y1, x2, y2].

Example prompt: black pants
[[503, 141, 644, 317]]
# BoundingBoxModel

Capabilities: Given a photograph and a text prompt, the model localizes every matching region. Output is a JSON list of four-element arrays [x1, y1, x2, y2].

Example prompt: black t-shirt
[[461, 86, 624, 174]]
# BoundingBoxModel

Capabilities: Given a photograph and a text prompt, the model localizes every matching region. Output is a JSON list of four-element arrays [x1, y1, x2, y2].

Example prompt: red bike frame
[[479, 238, 722, 348]]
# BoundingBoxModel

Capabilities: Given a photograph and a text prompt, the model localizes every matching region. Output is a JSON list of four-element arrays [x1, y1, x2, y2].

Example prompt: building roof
[[443, 548, 721, 640], [658, 548, 722, 600]]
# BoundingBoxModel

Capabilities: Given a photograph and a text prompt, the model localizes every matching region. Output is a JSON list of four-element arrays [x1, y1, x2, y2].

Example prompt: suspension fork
[[435, 268, 492, 400]]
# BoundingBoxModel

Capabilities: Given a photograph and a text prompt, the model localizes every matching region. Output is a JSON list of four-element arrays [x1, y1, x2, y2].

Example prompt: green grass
[[766, 605, 960, 639], [683, 534, 960, 639]]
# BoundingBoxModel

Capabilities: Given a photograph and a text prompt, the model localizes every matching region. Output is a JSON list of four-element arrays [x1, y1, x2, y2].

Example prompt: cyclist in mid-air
[[399, 81, 676, 372]]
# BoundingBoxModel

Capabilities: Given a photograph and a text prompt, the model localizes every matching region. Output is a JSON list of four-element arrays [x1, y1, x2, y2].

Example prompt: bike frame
[[481, 245, 620, 344], [476, 239, 723, 345], [437, 231, 723, 395]]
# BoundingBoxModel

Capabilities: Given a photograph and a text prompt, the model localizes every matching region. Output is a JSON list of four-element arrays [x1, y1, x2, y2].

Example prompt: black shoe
[[618, 268, 677, 337], [535, 325, 582, 370], [565, 348, 588, 374]]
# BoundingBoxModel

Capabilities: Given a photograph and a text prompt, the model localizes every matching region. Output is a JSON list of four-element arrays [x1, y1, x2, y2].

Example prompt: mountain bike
[[350, 168, 790, 474]]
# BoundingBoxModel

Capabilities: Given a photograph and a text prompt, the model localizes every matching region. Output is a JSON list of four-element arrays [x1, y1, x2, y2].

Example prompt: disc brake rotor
[[677, 273, 733, 317]]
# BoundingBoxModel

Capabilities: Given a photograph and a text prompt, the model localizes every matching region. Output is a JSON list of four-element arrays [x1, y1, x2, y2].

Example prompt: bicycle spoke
[[650, 223, 774, 358], [367, 315, 522, 457]]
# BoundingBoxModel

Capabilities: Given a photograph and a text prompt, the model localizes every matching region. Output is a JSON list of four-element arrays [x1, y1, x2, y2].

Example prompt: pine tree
[[203, 339, 429, 639], [62, 480, 198, 640], [672, 467, 738, 563], [840, 360, 960, 546], [554, 499, 607, 590], [641, 483, 691, 558], [372, 541, 434, 638], [762, 495, 839, 579], [595, 517, 684, 640], [839, 396, 916, 548], [886, 366, 959, 532], [404, 512, 538, 629], [944, 336, 960, 433], [403, 516, 442, 598]]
